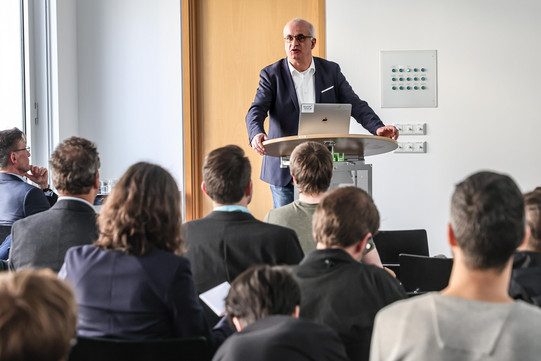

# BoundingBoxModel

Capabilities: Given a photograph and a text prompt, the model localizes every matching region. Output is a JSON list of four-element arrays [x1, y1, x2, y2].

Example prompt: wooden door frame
[[181, 0, 326, 221], [181, 0, 200, 221]]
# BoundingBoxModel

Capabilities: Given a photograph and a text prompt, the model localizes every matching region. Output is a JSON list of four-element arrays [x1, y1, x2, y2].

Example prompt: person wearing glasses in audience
[[0, 128, 57, 260], [246, 18, 398, 208]]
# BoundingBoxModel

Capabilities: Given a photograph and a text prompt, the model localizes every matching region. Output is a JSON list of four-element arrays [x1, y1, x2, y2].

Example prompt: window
[[0, 0, 25, 130]]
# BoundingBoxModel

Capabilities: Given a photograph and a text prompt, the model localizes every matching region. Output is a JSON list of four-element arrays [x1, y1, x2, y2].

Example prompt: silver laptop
[[298, 103, 352, 135]]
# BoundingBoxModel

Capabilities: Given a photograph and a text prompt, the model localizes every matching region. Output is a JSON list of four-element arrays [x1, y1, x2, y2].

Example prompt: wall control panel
[[381, 50, 437, 108]]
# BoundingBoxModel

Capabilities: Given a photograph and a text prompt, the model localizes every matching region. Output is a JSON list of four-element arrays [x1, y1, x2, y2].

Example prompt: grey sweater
[[370, 293, 541, 361]]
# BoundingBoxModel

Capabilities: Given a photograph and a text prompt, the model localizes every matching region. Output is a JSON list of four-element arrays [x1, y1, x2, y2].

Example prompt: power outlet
[[395, 141, 427, 153], [413, 123, 426, 135], [401, 124, 413, 135], [413, 141, 427, 153]]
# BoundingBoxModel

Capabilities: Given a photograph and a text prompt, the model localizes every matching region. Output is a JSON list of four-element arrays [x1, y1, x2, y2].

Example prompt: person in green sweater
[[264, 141, 382, 267]]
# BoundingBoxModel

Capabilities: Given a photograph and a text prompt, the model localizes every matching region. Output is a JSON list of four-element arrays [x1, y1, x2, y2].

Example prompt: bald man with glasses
[[0, 128, 57, 260], [246, 18, 398, 208]]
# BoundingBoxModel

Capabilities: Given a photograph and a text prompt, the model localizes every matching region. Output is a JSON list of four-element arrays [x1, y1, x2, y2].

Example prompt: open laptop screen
[[298, 103, 352, 135]]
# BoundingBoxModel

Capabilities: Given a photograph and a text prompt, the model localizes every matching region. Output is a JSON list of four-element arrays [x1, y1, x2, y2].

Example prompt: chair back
[[68, 336, 210, 361], [398, 253, 453, 294], [373, 229, 429, 265], [0, 226, 11, 244]]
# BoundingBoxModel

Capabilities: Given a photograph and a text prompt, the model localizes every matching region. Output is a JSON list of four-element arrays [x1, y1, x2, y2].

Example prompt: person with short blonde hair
[[0, 269, 77, 361]]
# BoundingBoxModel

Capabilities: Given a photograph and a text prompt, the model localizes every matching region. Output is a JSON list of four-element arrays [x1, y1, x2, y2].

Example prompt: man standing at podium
[[246, 18, 399, 208]]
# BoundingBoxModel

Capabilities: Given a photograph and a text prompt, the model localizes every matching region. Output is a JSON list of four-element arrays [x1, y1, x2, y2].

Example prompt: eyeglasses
[[284, 34, 313, 43], [13, 146, 30, 153]]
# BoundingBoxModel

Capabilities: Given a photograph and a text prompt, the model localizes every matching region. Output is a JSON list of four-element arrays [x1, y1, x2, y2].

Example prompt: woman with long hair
[[60, 162, 228, 346]]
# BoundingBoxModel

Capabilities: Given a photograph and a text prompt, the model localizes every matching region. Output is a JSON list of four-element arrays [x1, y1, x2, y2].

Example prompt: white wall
[[51, 0, 79, 144], [55, 0, 183, 185], [327, 0, 541, 255]]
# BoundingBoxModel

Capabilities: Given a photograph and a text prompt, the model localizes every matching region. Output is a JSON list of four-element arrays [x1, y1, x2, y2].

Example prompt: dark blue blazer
[[246, 57, 385, 186], [60, 245, 230, 349], [0, 172, 57, 227]]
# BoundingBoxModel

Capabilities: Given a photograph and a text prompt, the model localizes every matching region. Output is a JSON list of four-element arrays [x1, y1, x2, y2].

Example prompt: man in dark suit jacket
[[9, 136, 101, 272], [182, 145, 304, 325], [213, 265, 348, 361], [0, 128, 58, 259], [246, 18, 399, 207], [293, 187, 406, 361]]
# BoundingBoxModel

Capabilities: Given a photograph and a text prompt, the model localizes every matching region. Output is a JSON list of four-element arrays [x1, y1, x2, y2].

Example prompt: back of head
[[203, 145, 251, 204], [49, 136, 100, 194], [95, 162, 183, 256], [524, 188, 541, 252], [0, 128, 24, 170], [0, 269, 76, 361], [450, 171, 524, 271], [225, 265, 300, 328], [290, 141, 333, 195], [313, 186, 380, 248]]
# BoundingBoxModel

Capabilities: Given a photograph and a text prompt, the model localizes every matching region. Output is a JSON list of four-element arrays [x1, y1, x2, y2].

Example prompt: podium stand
[[263, 134, 397, 196]]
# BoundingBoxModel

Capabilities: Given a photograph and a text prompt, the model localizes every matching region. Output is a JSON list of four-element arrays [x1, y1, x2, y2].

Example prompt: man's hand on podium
[[376, 126, 399, 140], [251, 133, 269, 156]]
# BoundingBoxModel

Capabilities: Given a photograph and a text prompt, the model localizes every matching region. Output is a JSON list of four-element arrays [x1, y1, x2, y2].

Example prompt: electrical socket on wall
[[394, 141, 427, 153]]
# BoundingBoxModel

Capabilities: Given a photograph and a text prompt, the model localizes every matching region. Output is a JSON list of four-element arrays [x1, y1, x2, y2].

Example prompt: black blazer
[[182, 211, 304, 323], [212, 315, 349, 361], [293, 249, 407, 361], [10, 199, 98, 272]]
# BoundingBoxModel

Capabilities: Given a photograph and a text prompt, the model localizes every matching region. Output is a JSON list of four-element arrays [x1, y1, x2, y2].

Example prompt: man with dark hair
[[0, 128, 57, 259], [9, 136, 100, 272], [293, 186, 405, 361], [371, 171, 541, 361], [213, 265, 348, 361], [182, 145, 303, 325], [509, 187, 541, 306], [265, 141, 382, 267]]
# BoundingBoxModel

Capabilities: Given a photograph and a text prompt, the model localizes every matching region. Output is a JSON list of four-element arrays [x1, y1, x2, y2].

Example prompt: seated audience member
[[0, 269, 77, 361], [509, 187, 541, 305], [0, 128, 57, 259], [265, 141, 383, 267], [371, 171, 541, 361], [59, 162, 230, 349], [182, 145, 303, 325], [213, 265, 349, 361], [293, 186, 406, 361], [10, 137, 100, 272]]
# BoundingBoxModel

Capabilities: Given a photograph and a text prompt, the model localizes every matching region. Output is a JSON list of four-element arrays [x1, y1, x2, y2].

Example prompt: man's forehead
[[284, 21, 310, 35]]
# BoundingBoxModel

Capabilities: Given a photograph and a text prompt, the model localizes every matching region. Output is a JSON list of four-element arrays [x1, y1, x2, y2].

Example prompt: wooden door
[[183, 0, 325, 220]]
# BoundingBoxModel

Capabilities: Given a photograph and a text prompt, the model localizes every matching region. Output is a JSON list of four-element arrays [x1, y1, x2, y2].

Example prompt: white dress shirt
[[288, 58, 316, 109]]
